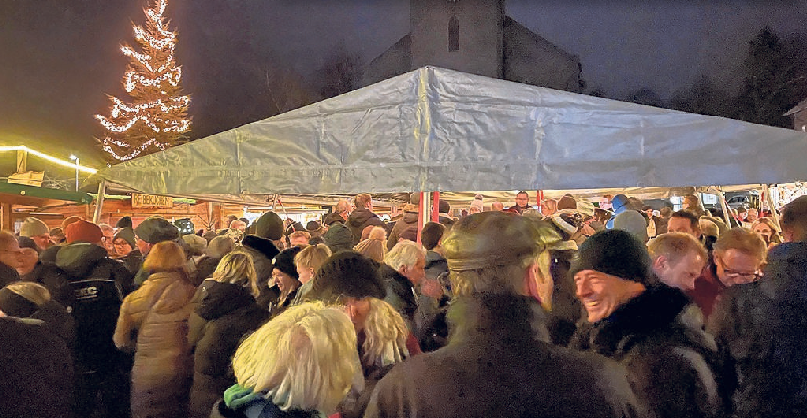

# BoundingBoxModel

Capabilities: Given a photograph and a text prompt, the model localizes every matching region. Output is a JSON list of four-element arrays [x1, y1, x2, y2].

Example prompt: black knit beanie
[[272, 247, 302, 279], [308, 251, 386, 302], [570, 229, 655, 286]]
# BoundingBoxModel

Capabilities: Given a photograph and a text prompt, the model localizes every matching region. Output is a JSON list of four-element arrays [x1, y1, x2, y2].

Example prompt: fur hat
[[65, 220, 104, 244], [570, 229, 654, 286], [241, 235, 278, 260], [272, 247, 302, 279], [254, 211, 284, 240], [113, 227, 137, 249], [115, 216, 133, 229], [134, 217, 179, 244], [309, 251, 386, 302], [19, 217, 49, 237]]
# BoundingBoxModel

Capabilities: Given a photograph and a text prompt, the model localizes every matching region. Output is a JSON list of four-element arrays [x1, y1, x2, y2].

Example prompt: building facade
[[363, 0, 584, 93]]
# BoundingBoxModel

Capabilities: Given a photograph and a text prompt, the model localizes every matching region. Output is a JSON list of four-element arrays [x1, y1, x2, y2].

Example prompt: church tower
[[409, 0, 505, 78]]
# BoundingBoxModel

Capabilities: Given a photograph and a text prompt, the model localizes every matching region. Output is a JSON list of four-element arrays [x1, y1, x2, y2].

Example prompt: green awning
[[0, 182, 94, 204]]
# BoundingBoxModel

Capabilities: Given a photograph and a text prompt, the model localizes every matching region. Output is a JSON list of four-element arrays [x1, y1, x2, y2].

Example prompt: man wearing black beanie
[[569, 229, 727, 418]]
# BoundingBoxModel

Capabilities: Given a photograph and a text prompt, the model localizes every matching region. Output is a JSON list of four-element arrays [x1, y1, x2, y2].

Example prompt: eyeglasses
[[721, 267, 763, 281]]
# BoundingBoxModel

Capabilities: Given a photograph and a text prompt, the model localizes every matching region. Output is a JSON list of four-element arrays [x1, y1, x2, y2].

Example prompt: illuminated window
[[448, 15, 459, 51]]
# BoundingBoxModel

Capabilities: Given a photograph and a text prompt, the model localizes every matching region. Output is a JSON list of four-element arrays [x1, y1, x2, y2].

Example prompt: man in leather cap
[[365, 212, 645, 418]]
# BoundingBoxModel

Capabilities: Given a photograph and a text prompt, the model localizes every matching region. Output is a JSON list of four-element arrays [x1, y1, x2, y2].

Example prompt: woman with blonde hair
[[307, 251, 417, 418], [292, 244, 332, 304], [212, 302, 362, 418], [113, 241, 197, 418], [187, 251, 271, 418]]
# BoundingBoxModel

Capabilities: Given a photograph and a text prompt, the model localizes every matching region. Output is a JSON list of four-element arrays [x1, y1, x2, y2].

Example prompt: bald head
[[0, 231, 21, 270]]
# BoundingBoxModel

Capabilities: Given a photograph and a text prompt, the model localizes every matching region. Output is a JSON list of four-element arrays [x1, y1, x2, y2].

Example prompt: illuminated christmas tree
[[96, 0, 190, 161]]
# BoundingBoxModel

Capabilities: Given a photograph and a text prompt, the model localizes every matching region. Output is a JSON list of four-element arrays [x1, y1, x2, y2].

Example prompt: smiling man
[[570, 229, 726, 418], [648, 233, 708, 292]]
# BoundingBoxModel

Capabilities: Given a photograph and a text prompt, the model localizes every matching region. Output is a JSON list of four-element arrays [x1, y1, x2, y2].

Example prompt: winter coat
[[195, 255, 222, 284], [570, 285, 727, 418], [387, 211, 419, 250], [347, 208, 385, 246], [113, 270, 196, 418], [210, 385, 325, 418], [707, 241, 807, 418], [0, 317, 74, 418], [188, 281, 270, 418], [29, 299, 76, 350], [364, 293, 647, 418], [0, 260, 19, 288], [21, 259, 74, 308], [118, 249, 144, 275], [42, 243, 132, 373], [377, 264, 418, 331]]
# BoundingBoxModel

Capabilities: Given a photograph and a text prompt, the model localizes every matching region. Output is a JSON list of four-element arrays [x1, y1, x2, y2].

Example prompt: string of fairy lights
[[95, 0, 190, 162]]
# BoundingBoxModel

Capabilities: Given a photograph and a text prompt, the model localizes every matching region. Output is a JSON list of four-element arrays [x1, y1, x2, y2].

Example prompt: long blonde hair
[[361, 298, 409, 368], [232, 302, 362, 414], [213, 251, 259, 297]]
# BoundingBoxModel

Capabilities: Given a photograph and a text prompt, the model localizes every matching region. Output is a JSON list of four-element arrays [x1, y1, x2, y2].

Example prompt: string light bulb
[[95, 0, 190, 161]]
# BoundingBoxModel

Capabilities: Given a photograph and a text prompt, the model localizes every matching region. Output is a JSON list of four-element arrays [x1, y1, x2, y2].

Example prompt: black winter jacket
[[52, 243, 133, 373], [188, 281, 270, 418], [571, 285, 727, 418], [364, 294, 647, 418], [708, 241, 807, 418]]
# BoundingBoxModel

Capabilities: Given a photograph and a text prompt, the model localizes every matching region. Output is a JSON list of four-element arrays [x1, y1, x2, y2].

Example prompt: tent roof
[[100, 66, 807, 196], [0, 182, 94, 205]]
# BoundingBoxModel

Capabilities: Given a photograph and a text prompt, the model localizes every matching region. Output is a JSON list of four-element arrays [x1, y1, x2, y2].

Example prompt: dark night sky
[[1, 0, 806, 167]]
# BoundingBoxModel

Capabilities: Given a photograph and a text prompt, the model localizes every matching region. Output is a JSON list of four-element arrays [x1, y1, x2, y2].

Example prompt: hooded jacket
[[707, 242, 807, 418], [40, 243, 132, 372], [188, 281, 270, 418], [347, 208, 385, 246], [570, 285, 727, 418], [364, 294, 646, 418], [387, 211, 419, 250], [606, 194, 630, 229], [113, 270, 196, 418]]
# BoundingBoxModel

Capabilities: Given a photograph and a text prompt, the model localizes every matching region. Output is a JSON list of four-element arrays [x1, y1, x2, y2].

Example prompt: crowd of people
[[1, 190, 806, 418]]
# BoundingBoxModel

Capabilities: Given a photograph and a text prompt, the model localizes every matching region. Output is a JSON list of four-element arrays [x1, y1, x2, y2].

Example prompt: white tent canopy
[[100, 67, 807, 196]]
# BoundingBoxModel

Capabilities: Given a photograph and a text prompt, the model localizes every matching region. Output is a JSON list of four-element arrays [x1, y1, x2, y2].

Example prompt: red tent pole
[[431, 191, 440, 222], [537, 190, 543, 212], [417, 192, 426, 244]]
